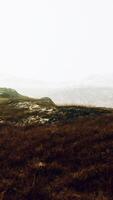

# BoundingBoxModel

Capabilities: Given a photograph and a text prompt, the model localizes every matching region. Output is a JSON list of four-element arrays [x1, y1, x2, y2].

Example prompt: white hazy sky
[[0, 0, 113, 85]]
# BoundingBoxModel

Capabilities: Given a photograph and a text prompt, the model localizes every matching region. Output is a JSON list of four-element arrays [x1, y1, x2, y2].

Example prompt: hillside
[[0, 88, 22, 99], [0, 88, 56, 126], [0, 96, 113, 199], [0, 96, 110, 127]]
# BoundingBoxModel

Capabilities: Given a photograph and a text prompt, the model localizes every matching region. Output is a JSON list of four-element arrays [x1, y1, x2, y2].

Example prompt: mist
[[0, 0, 113, 84]]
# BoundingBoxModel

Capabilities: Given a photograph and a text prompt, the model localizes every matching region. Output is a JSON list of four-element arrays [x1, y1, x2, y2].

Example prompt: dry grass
[[0, 107, 113, 199]]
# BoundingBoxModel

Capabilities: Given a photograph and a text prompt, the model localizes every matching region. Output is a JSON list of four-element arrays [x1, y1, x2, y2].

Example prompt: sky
[[0, 0, 113, 87]]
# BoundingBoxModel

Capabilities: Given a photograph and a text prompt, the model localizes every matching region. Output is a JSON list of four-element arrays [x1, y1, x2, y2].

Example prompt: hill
[[0, 87, 55, 104], [0, 88, 22, 99], [0, 88, 56, 126]]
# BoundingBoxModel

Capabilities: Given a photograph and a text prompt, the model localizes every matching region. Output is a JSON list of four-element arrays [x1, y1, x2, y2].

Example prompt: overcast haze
[[0, 0, 113, 90]]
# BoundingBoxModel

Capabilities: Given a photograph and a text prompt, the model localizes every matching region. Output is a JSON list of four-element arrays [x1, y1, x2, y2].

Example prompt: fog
[[0, 0, 113, 90]]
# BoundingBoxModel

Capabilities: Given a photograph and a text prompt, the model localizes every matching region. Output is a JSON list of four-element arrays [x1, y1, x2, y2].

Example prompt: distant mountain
[[1, 73, 113, 108], [47, 74, 113, 108], [50, 87, 113, 108]]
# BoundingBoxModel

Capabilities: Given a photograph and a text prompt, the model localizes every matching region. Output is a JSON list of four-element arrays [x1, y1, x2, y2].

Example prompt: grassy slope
[[0, 106, 113, 200], [0, 97, 111, 124], [0, 96, 55, 126]]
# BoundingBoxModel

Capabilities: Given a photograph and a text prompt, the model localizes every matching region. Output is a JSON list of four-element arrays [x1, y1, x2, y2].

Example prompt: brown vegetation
[[0, 109, 113, 199]]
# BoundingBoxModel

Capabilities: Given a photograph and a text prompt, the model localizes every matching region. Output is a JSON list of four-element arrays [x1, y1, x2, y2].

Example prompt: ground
[[0, 98, 113, 199]]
